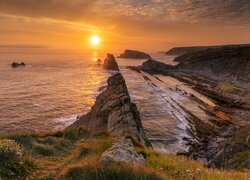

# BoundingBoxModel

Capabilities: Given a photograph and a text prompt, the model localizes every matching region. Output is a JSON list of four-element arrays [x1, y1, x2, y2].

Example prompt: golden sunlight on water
[[92, 51, 99, 62], [0, 52, 110, 133]]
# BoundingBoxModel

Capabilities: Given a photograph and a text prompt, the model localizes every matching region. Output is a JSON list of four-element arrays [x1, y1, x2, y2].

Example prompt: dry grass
[[136, 147, 249, 180], [0, 130, 249, 179], [216, 83, 246, 94]]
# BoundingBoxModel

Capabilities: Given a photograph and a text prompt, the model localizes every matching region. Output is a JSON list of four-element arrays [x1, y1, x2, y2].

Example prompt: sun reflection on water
[[92, 51, 98, 62]]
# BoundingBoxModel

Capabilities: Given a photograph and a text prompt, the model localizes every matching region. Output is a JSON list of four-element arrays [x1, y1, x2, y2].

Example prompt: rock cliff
[[69, 73, 146, 144], [118, 50, 151, 59]]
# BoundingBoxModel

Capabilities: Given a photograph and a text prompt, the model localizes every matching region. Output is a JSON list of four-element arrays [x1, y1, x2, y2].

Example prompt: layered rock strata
[[69, 73, 146, 144]]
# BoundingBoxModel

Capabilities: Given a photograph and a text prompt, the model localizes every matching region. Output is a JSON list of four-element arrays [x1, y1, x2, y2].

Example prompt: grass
[[216, 83, 246, 94], [135, 147, 249, 180], [0, 129, 249, 179]]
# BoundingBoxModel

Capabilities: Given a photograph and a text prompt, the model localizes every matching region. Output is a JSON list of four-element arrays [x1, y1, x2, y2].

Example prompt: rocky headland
[[118, 50, 151, 59], [165, 44, 250, 56], [69, 73, 146, 145], [174, 46, 250, 83]]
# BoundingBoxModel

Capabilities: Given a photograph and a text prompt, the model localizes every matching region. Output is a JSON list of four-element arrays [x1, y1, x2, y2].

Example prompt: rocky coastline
[[70, 50, 249, 169], [1, 52, 249, 179], [128, 52, 250, 169]]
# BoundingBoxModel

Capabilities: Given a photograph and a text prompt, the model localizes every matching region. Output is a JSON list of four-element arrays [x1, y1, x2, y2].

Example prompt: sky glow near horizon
[[0, 0, 250, 52]]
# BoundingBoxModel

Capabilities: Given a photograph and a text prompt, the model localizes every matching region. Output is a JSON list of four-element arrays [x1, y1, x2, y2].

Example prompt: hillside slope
[[174, 46, 250, 82]]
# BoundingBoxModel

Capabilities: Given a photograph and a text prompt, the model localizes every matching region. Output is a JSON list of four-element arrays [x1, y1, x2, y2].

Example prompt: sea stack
[[12, 62, 25, 68], [118, 50, 151, 59], [103, 53, 119, 71], [68, 73, 146, 144]]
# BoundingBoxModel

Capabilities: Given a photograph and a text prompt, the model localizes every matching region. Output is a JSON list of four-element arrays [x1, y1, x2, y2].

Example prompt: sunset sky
[[0, 0, 250, 52]]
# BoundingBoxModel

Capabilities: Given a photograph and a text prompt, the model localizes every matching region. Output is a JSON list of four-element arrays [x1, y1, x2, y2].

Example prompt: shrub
[[0, 139, 35, 179], [0, 139, 23, 163]]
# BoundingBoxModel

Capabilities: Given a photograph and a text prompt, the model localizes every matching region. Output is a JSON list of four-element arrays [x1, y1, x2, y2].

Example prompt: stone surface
[[103, 53, 119, 71], [100, 137, 146, 165], [68, 73, 146, 144], [118, 50, 151, 59]]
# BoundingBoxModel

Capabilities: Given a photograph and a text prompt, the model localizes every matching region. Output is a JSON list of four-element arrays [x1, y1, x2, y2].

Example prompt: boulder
[[136, 59, 173, 74], [68, 73, 146, 144], [118, 50, 151, 59], [12, 62, 25, 68], [100, 137, 146, 165], [103, 53, 119, 71]]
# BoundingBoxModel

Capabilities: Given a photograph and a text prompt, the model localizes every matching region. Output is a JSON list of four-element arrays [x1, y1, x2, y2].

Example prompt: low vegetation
[[0, 129, 249, 179]]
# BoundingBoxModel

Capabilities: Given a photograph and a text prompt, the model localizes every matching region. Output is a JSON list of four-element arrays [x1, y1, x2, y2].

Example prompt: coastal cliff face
[[69, 73, 146, 144], [118, 50, 151, 59]]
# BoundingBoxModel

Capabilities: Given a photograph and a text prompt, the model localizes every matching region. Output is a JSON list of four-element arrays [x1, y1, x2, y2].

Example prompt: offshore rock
[[103, 53, 119, 71], [12, 62, 25, 68], [100, 137, 146, 165], [69, 73, 146, 144]]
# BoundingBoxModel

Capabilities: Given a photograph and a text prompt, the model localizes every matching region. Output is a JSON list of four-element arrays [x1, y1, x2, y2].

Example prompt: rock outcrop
[[12, 62, 25, 68], [166, 44, 250, 56], [174, 46, 250, 82], [69, 73, 146, 144], [118, 50, 151, 59], [133, 59, 173, 74], [166, 46, 213, 56], [103, 53, 119, 71], [100, 137, 146, 165]]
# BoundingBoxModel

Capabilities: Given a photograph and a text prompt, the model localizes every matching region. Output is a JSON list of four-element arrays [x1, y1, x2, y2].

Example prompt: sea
[[1, 48, 188, 152]]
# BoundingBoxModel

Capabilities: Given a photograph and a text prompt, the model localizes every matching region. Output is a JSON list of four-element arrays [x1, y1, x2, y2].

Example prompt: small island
[[118, 50, 151, 59], [12, 62, 26, 68]]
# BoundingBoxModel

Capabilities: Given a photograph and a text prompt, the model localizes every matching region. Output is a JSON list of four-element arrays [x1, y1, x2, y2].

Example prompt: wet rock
[[68, 73, 146, 144], [12, 62, 25, 68], [103, 53, 119, 71], [100, 137, 146, 165], [118, 50, 151, 59]]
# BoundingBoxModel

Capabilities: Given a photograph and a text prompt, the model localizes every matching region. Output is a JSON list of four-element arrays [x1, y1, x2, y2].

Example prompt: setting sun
[[90, 35, 100, 45]]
